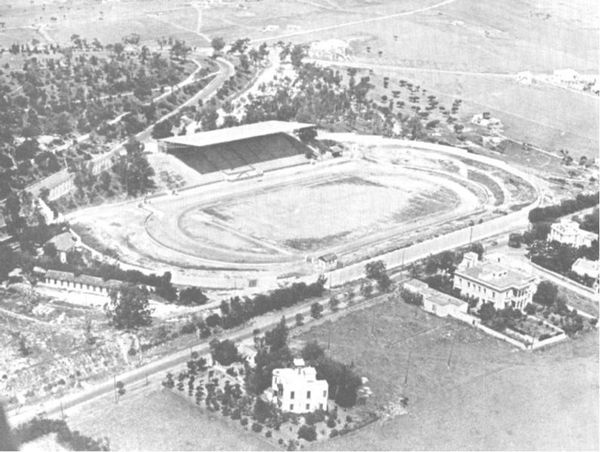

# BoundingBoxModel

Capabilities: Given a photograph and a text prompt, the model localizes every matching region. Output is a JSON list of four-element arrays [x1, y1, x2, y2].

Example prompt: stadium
[[72, 121, 540, 289]]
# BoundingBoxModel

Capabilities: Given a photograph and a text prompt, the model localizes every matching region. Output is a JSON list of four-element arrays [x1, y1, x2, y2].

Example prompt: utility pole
[[403, 351, 412, 386], [447, 341, 455, 369]]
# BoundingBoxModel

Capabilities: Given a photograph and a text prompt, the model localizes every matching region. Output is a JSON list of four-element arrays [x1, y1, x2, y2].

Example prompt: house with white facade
[[548, 219, 598, 248], [403, 279, 468, 319], [268, 359, 328, 413], [453, 253, 537, 311]]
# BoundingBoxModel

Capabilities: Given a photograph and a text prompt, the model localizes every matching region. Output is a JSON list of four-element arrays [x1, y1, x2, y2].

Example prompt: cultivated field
[[293, 298, 599, 451]]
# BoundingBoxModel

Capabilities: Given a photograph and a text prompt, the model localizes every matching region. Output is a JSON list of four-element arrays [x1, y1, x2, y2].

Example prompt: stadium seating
[[168, 133, 310, 175]]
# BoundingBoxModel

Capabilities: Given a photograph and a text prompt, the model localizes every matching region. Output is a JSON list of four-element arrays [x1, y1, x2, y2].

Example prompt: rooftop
[[45, 269, 122, 289], [160, 120, 315, 149], [572, 258, 599, 277], [456, 261, 535, 291], [273, 365, 327, 387], [47, 231, 78, 252]]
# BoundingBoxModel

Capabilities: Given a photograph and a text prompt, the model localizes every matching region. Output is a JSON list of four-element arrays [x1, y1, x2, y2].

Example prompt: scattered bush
[[297, 424, 317, 442]]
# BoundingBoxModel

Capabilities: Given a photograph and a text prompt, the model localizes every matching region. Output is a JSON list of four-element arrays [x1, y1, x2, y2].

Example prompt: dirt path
[[250, 0, 459, 43]]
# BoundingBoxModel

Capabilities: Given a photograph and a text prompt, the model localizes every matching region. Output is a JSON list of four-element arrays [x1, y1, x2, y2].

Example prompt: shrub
[[304, 411, 325, 425], [327, 418, 336, 428], [241, 417, 249, 426], [329, 429, 339, 438], [297, 424, 317, 442], [252, 422, 263, 433], [310, 302, 323, 319], [265, 430, 272, 438]]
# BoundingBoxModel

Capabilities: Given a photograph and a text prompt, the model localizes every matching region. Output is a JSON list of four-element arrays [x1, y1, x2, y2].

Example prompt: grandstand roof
[[160, 121, 315, 148]]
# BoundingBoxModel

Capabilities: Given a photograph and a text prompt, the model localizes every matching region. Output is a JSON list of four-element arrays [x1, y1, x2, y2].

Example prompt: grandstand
[[159, 121, 316, 175]]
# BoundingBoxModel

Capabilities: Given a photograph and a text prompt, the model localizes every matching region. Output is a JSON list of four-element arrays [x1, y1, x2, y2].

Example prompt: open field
[[292, 298, 599, 450], [2, 0, 596, 156], [66, 388, 276, 451]]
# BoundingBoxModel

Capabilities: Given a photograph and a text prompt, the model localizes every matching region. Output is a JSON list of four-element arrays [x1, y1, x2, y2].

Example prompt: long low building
[[403, 279, 469, 319], [39, 269, 123, 299]]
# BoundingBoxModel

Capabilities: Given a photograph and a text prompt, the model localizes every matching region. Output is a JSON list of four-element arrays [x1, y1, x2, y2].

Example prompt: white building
[[316, 253, 338, 271], [453, 253, 537, 311], [548, 219, 598, 248], [309, 39, 350, 61], [39, 269, 122, 300], [402, 279, 468, 319], [571, 258, 599, 279], [269, 359, 328, 413]]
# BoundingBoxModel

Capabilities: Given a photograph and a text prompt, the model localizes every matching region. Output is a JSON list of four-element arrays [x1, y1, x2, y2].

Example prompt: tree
[[105, 284, 153, 329], [301, 341, 325, 363], [209, 339, 240, 366], [290, 44, 307, 67], [200, 107, 219, 131], [55, 112, 74, 136], [310, 302, 323, 319], [532, 281, 558, 307], [0, 245, 17, 280], [211, 37, 226, 54], [297, 424, 317, 442], [365, 260, 391, 290], [43, 241, 57, 258], [151, 120, 173, 139], [478, 302, 496, 323], [178, 287, 208, 305]]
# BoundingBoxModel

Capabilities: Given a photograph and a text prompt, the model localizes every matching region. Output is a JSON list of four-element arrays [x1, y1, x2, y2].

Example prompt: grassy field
[[67, 388, 276, 451], [292, 298, 599, 450]]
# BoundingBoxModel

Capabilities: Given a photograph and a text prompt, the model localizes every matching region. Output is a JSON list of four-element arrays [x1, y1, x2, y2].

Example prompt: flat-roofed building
[[548, 219, 598, 248], [402, 279, 468, 319], [453, 253, 537, 311], [270, 358, 328, 414]]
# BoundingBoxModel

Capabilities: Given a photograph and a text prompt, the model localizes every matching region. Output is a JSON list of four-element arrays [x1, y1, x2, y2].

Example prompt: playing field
[[182, 170, 470, 253], [73, 155, 490, 276]]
